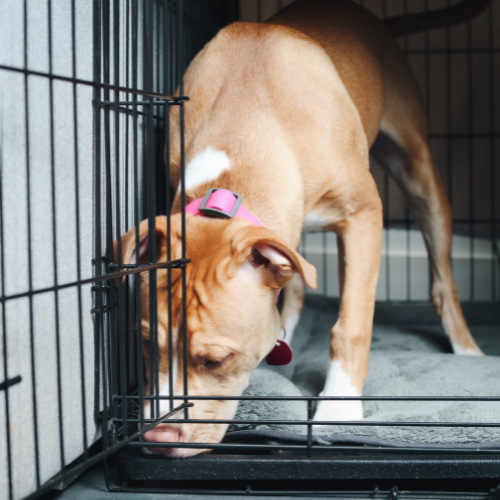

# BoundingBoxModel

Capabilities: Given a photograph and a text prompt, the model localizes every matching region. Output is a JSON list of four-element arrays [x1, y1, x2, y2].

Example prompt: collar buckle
[[198, 188, 243, 219]]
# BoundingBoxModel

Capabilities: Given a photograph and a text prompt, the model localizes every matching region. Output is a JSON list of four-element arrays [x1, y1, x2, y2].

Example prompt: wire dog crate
[[104, 0, 500, 497], [1, 0, 499, 499]]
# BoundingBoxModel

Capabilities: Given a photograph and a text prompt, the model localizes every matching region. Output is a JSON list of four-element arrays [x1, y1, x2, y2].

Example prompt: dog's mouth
[[136, 399, 240, 457], [141, 443, 212, 458], [139, 421, 225, 458]]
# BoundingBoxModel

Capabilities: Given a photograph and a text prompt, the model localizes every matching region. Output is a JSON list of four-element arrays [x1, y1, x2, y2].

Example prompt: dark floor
[[43, 460, 498, 500], [43, 461, 340, 500]]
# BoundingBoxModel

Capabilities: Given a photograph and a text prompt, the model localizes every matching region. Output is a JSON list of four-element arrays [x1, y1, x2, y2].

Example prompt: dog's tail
[[385, 0, 491, 38]]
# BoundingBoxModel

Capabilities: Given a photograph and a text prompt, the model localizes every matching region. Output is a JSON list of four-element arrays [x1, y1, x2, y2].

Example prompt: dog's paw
[[313, 398, 363, 423], [452, 343, 484, 356]]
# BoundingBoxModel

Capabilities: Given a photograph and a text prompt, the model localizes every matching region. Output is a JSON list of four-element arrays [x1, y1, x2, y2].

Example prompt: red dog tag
[[266, 340, 293, 366]]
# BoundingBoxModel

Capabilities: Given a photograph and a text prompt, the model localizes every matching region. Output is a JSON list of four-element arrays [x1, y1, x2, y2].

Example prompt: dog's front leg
[[314, 200, 383, 423]]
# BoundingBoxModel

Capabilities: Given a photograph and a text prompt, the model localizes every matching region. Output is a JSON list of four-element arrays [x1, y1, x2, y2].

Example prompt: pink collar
[[185, 188, 262, 226]]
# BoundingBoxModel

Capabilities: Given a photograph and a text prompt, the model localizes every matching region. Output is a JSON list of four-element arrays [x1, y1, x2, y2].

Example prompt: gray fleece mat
[[226, 298, 500, 448]]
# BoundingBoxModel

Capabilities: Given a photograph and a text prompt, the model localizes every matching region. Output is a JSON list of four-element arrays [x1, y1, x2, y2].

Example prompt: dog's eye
[[203, 359, 221, 369], [142, 339, 150, 351], [202, 353, 234, 370]]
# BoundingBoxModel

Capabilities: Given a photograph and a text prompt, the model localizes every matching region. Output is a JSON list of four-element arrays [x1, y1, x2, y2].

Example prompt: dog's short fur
[[115, 0, 484, 457]]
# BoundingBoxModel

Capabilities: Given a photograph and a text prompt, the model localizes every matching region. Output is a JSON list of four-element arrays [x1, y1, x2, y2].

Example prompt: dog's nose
[[141, 423, 182, 454]]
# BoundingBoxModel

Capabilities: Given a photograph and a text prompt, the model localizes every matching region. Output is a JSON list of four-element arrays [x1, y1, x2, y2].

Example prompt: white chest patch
[[302, 210, 331, 232], [182, 147, 231, 192]]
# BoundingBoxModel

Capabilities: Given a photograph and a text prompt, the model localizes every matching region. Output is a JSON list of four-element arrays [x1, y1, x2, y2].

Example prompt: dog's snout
[[142, 423, 182, 454]]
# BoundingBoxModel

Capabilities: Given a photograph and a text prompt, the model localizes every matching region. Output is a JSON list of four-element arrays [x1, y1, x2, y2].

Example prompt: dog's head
[[114, 214, 316, 457]]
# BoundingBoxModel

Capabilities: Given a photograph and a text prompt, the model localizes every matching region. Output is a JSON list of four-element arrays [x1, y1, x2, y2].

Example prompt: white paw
[[313, 398, 363, 423], [452, 343, 484, 356]]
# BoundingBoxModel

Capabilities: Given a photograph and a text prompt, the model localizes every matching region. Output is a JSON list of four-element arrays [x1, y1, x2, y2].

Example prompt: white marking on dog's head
[[182, 147, 230, 192], [144, 371, 184, 420], [142, 320, 182, 421]]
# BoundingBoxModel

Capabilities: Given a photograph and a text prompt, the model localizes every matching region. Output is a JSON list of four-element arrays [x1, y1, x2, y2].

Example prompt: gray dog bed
[[226, 297, 500, 449]]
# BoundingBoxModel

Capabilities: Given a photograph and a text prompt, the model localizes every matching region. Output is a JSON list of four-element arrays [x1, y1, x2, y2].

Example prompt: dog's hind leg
[[371, 70, 482, 355], [279, 274, 305, 345]]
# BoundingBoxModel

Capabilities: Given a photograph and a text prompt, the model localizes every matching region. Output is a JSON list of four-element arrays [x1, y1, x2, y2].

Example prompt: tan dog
[[115, 0, 486, 457]]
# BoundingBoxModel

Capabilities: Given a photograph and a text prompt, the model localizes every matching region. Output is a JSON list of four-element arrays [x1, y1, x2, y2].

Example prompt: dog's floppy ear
[[113, 217, 170, 267], [231, 225, 317, 290]]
